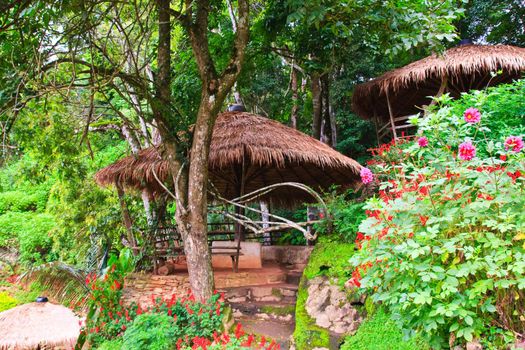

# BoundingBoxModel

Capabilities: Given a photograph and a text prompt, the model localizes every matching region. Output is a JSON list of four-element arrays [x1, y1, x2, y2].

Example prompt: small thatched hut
[[95, 111, 362, 207], [352, 44, 525, 141], [0, 302, 80, 350]]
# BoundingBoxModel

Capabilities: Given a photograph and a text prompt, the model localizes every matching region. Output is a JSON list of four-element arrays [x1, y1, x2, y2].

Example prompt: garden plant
[[350, 88, 524, 348]]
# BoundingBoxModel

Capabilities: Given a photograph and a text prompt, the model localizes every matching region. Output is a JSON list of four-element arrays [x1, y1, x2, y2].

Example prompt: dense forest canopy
[[0, 0, 521, 299]]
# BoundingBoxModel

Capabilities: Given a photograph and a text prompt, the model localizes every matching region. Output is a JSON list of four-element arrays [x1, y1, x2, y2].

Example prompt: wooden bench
[[150, 225, 243, 274]]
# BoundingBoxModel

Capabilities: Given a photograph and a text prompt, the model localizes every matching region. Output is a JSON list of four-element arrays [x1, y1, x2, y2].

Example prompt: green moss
[[303, 236, 355, 285], [271, 288, 283, 298], [293, 276, 331, 350], [260, 305, 295, 316], [341, 309, 430, 350], [293, 238, 356, 349]]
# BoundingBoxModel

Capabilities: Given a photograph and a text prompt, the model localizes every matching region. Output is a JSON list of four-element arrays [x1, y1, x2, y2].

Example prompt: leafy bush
[[0, 212, 55, 263], [0, 292, 18, 312], [80, 250, 280, 350], [319, 190, 366, 243], [122, 313, 178, 350], [341, 308, 429, 350], [0, 190, 49, 214], [350, 90, 525, 348]]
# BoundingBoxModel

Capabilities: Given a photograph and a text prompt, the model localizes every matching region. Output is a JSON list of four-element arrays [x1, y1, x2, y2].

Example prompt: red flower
[[234, 323, 245, 339], [419, 215, 429, 226], [242, 334, 255, 347], [508, 170, 522, 183], [500, 154, 507, 161]]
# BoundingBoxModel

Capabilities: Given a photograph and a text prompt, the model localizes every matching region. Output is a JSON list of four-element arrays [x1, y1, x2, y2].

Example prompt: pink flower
[[360, 167, 374, 184], [458, 141, 476, 161], [417, 136, 428, 147], [464, 107, 481, 124], [504, 136, 524, 153]]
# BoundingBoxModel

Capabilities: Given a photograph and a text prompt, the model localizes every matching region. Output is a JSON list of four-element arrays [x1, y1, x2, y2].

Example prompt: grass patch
[[341, 308, 429, 350]]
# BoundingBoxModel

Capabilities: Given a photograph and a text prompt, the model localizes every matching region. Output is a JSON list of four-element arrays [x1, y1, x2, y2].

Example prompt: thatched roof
[[95, 112, 362, 205], [0, 302, 80, 350], [352, 44, 525, 120]]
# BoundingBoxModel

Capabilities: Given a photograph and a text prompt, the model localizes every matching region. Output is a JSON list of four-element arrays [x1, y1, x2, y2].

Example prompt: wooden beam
[[385, 91, 397, 140]]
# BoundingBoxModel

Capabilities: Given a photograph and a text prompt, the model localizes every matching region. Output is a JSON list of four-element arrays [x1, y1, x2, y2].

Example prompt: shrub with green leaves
[[350, 88, 525, 348], [0, 212, 55, 263], [122, 313, 178, 350]]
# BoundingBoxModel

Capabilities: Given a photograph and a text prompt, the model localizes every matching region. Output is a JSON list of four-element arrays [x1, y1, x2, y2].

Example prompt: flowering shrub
[[79, 249, 280, 350], [350, 101, 524, 348]]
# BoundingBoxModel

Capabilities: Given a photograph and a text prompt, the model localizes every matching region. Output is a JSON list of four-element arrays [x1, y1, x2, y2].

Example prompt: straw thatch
[[95, 111, 362, 205], [0, 302, 80, 350], [352, 44, 525, 120]]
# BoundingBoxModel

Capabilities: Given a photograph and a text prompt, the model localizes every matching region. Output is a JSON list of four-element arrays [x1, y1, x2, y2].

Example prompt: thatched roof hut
[[0, 302, 80, 350], [95, 111, 362, 206], [352, 44, 525, 140]]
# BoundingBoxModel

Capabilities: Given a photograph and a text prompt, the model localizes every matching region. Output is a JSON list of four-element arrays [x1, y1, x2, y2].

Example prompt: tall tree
[[457, 0, 525, 46], [0, 0, 249, 301], [262, 0, 465, 143]]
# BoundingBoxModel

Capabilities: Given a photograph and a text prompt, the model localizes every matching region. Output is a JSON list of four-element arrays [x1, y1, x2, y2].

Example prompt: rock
[[259, 295, 282, 302], [304, 276, 364, 335], [228, 297, 247, 303], [466, 341, 482, 350]]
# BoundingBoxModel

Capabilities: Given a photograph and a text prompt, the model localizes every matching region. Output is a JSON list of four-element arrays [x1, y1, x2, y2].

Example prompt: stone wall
[[122, 273, 191, 307]]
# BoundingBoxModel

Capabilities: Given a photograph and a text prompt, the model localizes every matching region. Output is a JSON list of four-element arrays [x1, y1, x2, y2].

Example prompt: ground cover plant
[[341, 308, 429, 350], [349, 82, 525, 348]]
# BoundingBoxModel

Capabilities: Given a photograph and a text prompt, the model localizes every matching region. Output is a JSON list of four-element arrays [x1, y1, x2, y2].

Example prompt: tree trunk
[[290, 67, 298, 129], [311, 72, 322, 139], [320, 74, 335, 146], [184, 97, 219, 301]]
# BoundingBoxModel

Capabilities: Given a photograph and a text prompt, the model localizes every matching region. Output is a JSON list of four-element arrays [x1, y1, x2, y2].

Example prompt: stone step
[[238, 317, 294, 349], [224, 283, 298, 303], [285, 271, 303, 285], [231, 300, 296, 317], [232, 303, 295, 324]]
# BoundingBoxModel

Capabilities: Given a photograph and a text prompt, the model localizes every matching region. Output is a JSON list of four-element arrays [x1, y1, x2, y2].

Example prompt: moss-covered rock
[[293, 275, 331, 350]]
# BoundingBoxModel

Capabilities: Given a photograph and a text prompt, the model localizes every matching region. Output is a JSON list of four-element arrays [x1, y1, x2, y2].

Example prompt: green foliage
[[0, 189, 48, 214], [0, 292, 17, 312], [458, 0, 525, 46], [432, 80, 525, 147], [341, 308, 429, 350], [350, 83, 525, 348], [122, 313, 177, 350], [0, 212, 55, 263], [320, 191, 366, 243], [95, 339, 123, 350]]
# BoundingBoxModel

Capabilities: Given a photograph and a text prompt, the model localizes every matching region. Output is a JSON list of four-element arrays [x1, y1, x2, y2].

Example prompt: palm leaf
[[19, 262, 90, 310]]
